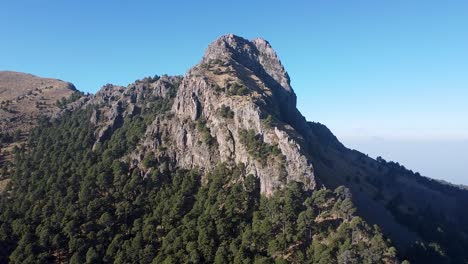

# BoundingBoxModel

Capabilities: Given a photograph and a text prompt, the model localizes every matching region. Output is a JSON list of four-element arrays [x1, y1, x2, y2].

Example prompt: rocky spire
[[201, 34, 307, 134], [202, 34, 293, 94]]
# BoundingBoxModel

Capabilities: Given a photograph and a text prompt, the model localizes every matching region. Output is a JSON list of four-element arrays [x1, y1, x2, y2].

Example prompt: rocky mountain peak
[[80, 35, 318, 195], [202, 34, 292, 93], [199, 34, 305, 135]]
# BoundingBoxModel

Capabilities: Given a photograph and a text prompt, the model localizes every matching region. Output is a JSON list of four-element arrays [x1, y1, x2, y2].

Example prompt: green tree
[[86, 247, 99, 263]]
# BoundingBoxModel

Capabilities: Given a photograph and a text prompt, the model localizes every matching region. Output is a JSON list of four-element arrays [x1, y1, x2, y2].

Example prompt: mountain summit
[[202, 35, 307, 132], [86, 34, 318, 195], [203, 34, 292, 92], [1, 34, 467, 263]]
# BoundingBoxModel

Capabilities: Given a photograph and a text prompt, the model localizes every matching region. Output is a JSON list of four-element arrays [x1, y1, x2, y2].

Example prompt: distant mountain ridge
[[0, 71, 81, 172], [0, 35, 467, 263], [0, 71, 78, 132]]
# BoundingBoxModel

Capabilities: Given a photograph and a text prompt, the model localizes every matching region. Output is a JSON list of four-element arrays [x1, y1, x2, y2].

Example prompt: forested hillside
[[0, 104, 396, 263]]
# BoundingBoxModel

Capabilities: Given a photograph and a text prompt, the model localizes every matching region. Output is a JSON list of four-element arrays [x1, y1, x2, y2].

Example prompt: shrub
[[227, 83, 249, 96], [212, 68, 222, 75], [142, 155, 157, 169], [262, 114, 274, 128], [219, 105, 234, 119], [0, 132, 13, 144], [239, 129, 281, 164], [55, 91, 84, 108], [197, 119, 215, 146]]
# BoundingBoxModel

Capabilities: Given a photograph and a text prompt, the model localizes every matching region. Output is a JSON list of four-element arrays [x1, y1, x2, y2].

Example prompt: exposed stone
[[86, 34, 318, 195]]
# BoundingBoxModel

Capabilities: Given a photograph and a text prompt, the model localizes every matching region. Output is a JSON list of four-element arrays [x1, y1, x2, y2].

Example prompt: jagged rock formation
[[79, 34, 468, 262], [86, 34, 316, 196]]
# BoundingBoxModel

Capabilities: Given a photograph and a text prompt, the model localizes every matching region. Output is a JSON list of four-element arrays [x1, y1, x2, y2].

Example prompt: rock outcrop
[[86, 35, 317, 195], [74, 34, 468, 254]]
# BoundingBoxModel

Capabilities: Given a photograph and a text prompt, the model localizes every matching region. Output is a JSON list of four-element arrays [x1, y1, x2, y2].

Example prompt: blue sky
[[1, 0, 467, 184]]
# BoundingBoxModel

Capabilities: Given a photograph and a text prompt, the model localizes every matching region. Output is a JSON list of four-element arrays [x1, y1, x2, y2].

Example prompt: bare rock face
[[251, 38, 292, 92], [203, 34, 291, 91], [161, 35, 318, 194], [86, 34, 318, 195], [88, 76, 182, 149], [207, 35, 312, 134]]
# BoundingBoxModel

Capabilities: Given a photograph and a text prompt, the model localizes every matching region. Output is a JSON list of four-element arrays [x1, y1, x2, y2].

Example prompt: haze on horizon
[[1, 0, 467, 185]]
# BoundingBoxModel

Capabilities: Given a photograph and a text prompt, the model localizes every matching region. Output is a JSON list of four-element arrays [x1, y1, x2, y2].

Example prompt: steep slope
[[0, 81, 397, 262], [82, 34, 468, 263], [306, 122, 468, 263], [87, 35, 317, 195], [0, 109, 397, 262]]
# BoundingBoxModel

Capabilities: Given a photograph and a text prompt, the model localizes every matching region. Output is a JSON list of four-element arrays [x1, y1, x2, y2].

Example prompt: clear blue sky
[[1, 0, 467, 184]]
